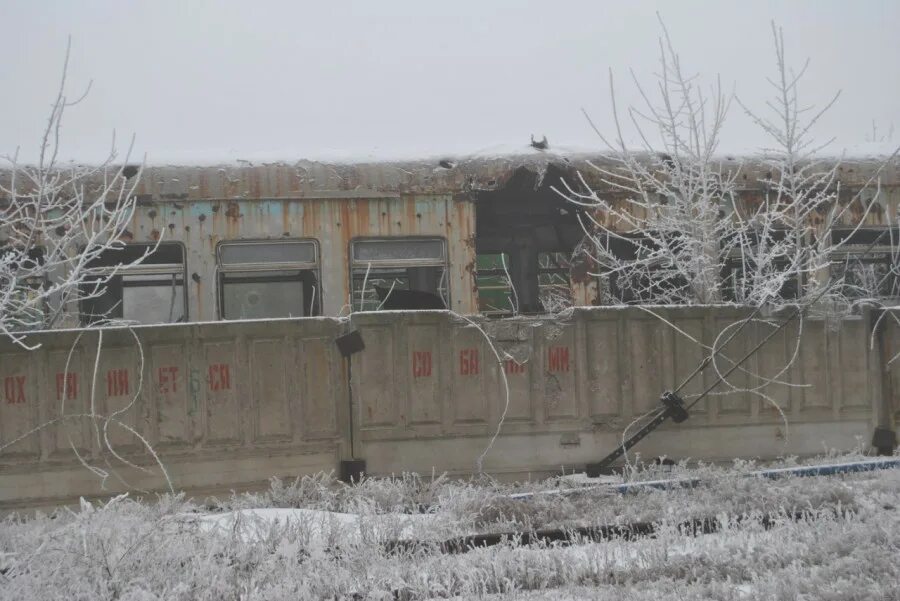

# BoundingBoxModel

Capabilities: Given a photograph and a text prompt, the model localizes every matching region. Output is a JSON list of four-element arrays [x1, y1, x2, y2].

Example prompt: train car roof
[[2, 150, 899, 203]]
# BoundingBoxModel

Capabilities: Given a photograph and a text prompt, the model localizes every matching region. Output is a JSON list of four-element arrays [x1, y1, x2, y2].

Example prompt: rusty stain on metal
[[1, 154, 895, 322]]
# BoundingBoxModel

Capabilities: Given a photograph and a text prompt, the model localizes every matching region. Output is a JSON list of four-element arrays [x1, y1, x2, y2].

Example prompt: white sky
[[2, 0, 899, 164]]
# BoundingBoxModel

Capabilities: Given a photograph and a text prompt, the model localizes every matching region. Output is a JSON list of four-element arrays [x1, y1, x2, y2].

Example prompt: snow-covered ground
[[1, 453, 898, 600]]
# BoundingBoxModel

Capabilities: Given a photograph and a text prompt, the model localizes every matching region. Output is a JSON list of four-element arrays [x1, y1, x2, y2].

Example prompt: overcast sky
[[2, 0, 899, 164]]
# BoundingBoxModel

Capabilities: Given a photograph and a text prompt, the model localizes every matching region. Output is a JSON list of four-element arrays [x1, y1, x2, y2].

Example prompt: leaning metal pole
[[586, 283, 835, 476]]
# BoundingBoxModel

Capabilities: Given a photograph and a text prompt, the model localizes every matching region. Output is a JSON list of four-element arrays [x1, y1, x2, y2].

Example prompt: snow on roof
[[3, 143, 899, 202]]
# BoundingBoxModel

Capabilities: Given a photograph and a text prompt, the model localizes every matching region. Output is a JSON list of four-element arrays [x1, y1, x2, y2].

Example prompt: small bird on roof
[[438, 159, 456, 169], [531, 135, 549, 151]]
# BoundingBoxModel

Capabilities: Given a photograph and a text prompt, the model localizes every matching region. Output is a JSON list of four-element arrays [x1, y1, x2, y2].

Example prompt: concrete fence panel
[[1, 306, 891, 510], [349, 307, 883, 478], [0, 318, 348, 511]]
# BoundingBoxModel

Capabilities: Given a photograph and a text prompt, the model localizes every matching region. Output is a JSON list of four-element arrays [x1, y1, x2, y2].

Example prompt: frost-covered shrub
[[2, 454, 898, 601]]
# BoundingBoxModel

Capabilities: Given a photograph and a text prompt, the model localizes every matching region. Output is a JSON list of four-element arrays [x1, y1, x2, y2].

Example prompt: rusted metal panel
[[5, 153, 894, 204], [2, 155, 897, 325], [121, 194, 478, 319], [104, 155, 900, 201]]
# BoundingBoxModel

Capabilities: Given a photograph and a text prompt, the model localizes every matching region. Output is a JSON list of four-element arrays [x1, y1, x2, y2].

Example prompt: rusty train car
[[7, 153, 900, 327], [2, 153, 900, 508]]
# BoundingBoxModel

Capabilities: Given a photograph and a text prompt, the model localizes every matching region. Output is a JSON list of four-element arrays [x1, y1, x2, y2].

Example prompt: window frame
[[215, 238, 322, 320], [350, 237, 447, 268], [829, 227, 900, 300], [349, 236, 449, 311], [79, 242, 189, 325]]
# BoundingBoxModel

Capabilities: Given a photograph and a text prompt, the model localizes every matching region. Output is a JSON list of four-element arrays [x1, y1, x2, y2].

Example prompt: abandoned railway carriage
[[26, 154, 900, 325], [2, 153, 900, 511]]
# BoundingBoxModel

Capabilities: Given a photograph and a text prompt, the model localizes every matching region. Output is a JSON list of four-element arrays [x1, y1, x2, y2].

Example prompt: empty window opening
[[1, 246, 48, 328], [80, 243, 187, 325], [476, 253, 515, 315], [351, 238, 448, 311], [830, 227, 900, 299], [592, 234, 689, 304], [722, 229, 800, 302], [538, 252, 574, 312], [217, 240, 320, 320]]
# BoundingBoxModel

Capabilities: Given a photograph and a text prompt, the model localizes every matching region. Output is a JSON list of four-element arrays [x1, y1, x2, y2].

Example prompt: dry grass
[[1, 453, 898, 600]]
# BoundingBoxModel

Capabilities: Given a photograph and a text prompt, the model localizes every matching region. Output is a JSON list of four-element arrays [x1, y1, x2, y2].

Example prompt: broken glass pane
[[351, 265, 447, 311], [81, 273, 186, 325], [122, 277, 185, 323], [220, 269, 318, 319]]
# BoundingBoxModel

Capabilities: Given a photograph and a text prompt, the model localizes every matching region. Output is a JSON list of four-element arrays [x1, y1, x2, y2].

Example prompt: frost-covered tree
[[0, 41, 153, 349], [733, 22, 899, 308], [558, 18, 898, 309], [556, 17, 741, 305]]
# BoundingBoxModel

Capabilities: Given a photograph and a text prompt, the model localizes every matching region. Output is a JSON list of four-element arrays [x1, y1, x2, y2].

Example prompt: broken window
[[538, 252, 574, 312], [81, 243, 187, 325], [217, 240, 320, 319], [593, 234, 690, 304], [721, 258, 800, 303], [351, 238, 448, 311], [721, 229, 801, 302], [0, 246, 47, 328], [476, 253, 515, 314], [830, 227, 900, 299]]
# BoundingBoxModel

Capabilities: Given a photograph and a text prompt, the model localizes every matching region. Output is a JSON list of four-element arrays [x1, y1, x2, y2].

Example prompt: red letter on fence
[[412, 351, 432, 378], [548, 347, 570, 373], [107, 369, 130, 397], [56, 372, 78, 400], [158, 366, 179, 394], [4, 376, 26, 404], [208, 364, 231, 391], [504, 359, 526, 375], [459, 349, 479, 376]]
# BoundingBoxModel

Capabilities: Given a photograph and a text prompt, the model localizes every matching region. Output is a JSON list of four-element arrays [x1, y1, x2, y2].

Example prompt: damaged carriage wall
[[122, 193, 477, 319], [3, 157, 898, 323], [1, 307, 895, 510]]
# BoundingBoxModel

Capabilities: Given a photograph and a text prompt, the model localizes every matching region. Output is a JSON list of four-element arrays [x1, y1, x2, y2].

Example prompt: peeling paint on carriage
[[1, 154, 897, 324], [113, 194, 478, 319]]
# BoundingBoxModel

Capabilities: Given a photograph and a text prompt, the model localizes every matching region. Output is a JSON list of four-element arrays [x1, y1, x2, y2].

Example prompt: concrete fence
[[1, 307, 895, 510], [0, 319, 348, 511], [350, 307, 890, 478]]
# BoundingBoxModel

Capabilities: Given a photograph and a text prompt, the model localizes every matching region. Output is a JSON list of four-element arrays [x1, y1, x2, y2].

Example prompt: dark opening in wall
[[473, 163, 586, 313]]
